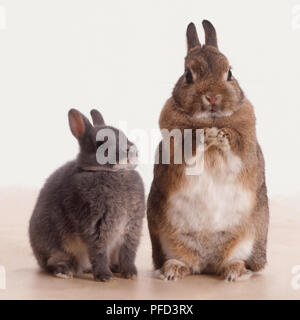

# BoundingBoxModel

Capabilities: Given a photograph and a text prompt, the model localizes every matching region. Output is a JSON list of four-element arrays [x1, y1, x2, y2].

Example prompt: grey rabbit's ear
[[186, 22, 201, 52], [202, 20, 218, 48], [90, 109, 105, 126], [68, 108, 91, 139]]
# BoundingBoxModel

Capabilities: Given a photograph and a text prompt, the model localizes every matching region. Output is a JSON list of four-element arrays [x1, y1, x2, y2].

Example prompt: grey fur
[[29, 109, 145, 281]]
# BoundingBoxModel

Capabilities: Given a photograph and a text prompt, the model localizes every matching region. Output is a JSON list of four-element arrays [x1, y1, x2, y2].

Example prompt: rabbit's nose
[[205, 95, 217, 105]]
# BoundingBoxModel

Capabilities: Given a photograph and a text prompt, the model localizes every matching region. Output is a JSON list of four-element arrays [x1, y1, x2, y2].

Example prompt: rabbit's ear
[[202, 20, 218, 48], [68, 109, 89, 139], [90, 109, 105, 126], [186, 22, 201, 52]]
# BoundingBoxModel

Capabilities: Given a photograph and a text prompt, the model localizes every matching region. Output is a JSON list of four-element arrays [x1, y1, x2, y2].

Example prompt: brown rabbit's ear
[[68, 109, 87, 139], [90, 109, 105, 126], [202, 20, 218, 48], [186, 22, 201, 52]]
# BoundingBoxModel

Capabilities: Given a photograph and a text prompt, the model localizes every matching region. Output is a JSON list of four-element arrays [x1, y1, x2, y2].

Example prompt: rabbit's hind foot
[[46, 250, 77, 279], [160, 259, 190, 281], [220, 260, 253, 282]]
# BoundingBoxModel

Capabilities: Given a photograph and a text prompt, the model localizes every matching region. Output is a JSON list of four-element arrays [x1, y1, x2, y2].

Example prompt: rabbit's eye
[[185, 69, 193, 84], [227, 69, 232, 81]]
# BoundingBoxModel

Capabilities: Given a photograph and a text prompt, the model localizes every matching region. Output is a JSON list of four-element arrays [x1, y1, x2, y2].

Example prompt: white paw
[[204, 127, 229, 150], [160, 259, 190, 281], [225, 269, 253, 282], [217, 130, 230, 150], [55, 272, 73, 279], [204, 127, 218, 142]]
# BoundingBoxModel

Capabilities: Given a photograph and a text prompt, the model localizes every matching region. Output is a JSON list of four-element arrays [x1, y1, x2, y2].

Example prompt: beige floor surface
[[0, 187, 300, 300]]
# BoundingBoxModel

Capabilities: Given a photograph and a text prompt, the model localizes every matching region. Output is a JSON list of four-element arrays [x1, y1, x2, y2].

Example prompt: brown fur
[[147, 21, 269, 281]]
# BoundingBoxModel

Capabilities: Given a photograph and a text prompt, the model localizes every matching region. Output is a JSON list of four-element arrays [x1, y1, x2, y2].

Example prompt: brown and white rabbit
[[147, 20, 269, 281]]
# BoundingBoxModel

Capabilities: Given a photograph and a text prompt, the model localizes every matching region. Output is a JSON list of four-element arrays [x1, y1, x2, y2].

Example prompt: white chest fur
[[168, 152, 252, 233]]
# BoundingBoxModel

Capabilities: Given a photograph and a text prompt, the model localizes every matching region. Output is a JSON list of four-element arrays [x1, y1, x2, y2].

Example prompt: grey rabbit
[[29, 108, 145, 281]]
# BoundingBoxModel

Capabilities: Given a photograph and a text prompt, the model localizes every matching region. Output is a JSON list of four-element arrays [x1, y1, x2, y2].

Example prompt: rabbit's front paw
[[160, 259, 190, 281], [204, 127, 230, 151], [121, 264, 137, 279], [216, 129, 230, 150], [93, 269, 113, 282], [204, 127, 218, 148]]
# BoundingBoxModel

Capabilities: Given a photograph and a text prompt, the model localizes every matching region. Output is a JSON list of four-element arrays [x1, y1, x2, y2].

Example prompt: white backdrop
[[0, 0, 300, 197]]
